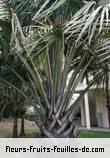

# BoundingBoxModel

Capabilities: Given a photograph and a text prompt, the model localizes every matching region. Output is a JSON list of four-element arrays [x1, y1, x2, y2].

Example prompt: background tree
[[0, 86, 26, 137]]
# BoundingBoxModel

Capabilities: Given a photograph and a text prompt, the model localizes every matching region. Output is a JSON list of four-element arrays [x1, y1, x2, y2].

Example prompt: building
[[76, 78, 109, 129]]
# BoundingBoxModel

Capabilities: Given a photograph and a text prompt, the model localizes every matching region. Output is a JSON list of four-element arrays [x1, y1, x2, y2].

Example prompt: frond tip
[[0, 0, 11, 22]]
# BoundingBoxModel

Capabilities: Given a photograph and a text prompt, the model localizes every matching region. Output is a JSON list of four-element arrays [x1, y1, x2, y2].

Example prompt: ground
[[0, 119, 39, 138], [1, 120, 110, 138]]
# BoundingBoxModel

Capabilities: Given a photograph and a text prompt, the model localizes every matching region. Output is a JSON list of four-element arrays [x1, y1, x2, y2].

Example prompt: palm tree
[[0, 0, 109, 137]]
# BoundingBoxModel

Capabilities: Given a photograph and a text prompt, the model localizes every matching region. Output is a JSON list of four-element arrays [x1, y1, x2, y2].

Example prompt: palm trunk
[[0, 115, 2, 122], [105, 65, 110, 128], [0, 104, 7, 122], [12, 117, 18, 138], [20, 115, 25, 136], [37, 115, 77, 138]]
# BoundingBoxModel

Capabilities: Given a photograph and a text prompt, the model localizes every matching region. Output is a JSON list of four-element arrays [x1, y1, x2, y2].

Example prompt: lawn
[[0, 119, 40, 138], [78, 130, 110, 138]]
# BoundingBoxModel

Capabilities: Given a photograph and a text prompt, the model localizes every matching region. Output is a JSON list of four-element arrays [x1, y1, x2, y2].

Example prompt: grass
[[78, 130, 110, 138], [0, 119, 40, 138]]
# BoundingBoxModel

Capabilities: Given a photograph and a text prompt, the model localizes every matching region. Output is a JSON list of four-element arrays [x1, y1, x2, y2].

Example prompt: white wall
[[95, 90, 109, 128]]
